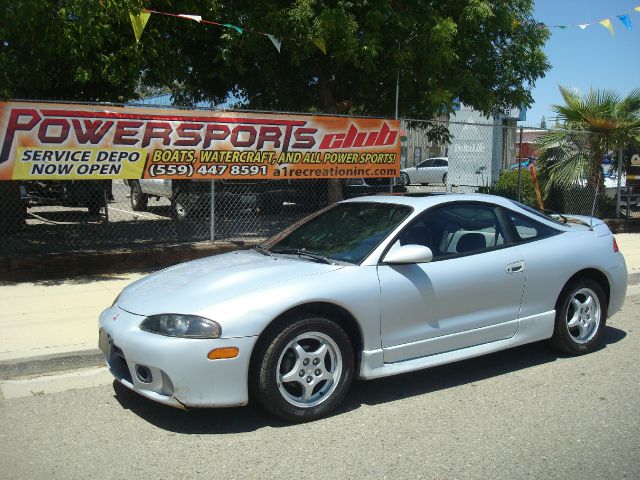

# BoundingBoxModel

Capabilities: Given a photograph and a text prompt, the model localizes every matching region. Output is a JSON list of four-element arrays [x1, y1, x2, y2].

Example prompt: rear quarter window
[[507, 210, 560, 242]]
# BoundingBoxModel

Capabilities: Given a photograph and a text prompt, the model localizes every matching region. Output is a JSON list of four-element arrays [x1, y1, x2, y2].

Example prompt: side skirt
[[358, 310, 555, 380]]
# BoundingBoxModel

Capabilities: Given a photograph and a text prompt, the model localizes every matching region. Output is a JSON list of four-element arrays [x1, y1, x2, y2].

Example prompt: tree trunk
[[586, 150, 606, 216], [318, 75, 344, 205]]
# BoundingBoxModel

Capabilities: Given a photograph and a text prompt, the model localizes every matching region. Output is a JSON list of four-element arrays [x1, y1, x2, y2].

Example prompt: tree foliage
[[536, 86, 640, 193], [2, 0, 549, 118], [144, 0, 550, 116], [1, 0, 145, 102]]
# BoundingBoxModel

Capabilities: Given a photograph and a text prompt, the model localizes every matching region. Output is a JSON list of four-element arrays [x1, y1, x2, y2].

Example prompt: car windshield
[[264, 202, 413, 264]]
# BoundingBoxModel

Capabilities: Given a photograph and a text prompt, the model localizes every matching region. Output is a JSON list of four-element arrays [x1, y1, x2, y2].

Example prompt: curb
[[2, 273, 639, 381], [0, 350, 104, 380]]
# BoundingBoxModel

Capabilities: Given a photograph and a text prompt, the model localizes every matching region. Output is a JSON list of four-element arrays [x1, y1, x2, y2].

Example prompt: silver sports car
[[99, 193, 627, 421]]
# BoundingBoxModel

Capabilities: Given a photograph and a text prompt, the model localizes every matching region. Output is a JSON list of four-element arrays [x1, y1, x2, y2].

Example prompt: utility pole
[[616, 142, 623, 218], [517, 127, 523, 202], [391, 70, 399, 193]]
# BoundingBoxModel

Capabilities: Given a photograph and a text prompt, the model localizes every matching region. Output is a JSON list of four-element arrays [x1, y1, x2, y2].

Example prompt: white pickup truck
[[126, 177, 406, 220]]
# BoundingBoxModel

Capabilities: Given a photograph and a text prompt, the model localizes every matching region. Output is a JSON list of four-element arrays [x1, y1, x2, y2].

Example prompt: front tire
[[550, 278, 607, 355], [251, 316, 354, 422], [171, 193, 189, 221]]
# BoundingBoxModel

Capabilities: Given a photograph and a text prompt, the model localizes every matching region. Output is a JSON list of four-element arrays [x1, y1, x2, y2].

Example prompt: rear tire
[[87, 200, 102, 216], [251, 316, 354, 422], [400, 172, 410, 186], [442, 173, 447, 184], [550, 278, 607, 355], [130, 182, 148, 211]]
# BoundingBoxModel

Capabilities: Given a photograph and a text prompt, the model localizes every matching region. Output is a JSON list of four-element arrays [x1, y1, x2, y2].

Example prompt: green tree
[[1, 0, 146, 101], [3, 1, 549, 113], [536, 86, 640, 195], [140, 0, 549, 118]]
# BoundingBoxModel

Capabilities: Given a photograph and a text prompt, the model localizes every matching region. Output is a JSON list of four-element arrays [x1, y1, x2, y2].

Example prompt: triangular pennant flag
[[511, 19, 520, 30], [313, 38, 326, 54], [223, 23, 243, 34], [266, 34, 282, 53], [129, 11, 151, 43], [178, 14, 202, 23], [558, 25, 568, 29], [617, 14, 632, 31], [636, 7, 640, 13], [599, 18, 615, 36], [578, 24, 589, 29]]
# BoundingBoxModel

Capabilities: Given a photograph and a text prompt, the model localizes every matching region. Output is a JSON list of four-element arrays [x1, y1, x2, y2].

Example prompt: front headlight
[[140, 314, 222, 339]]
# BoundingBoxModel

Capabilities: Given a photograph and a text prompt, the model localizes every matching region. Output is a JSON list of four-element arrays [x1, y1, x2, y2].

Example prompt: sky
[[523, 0, 639, 127]]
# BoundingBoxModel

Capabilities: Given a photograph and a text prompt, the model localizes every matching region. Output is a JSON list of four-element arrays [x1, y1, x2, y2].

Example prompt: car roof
[[341, 192, 568, 232], [342, 192, 516, 210]]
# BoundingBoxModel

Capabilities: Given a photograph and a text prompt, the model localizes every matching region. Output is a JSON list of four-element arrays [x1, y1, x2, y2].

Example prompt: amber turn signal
[[207, 347, 239, 360]]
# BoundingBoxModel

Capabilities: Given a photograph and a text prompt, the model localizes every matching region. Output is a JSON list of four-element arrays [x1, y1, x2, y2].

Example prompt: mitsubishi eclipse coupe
[[99, 193, 627, 422]]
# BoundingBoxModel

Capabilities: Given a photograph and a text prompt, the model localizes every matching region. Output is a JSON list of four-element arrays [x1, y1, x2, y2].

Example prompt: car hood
[[117, 250, 343, 316]]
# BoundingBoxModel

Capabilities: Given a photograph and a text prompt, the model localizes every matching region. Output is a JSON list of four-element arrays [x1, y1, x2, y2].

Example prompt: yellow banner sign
[[0, 102, 400, 181]]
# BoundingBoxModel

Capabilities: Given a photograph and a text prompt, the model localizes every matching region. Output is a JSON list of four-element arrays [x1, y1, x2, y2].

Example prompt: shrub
[[489, 169, 538, 208]]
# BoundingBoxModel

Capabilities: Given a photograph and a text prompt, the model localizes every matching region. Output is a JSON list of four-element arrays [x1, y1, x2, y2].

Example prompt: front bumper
[[98, 306, 258, 408]]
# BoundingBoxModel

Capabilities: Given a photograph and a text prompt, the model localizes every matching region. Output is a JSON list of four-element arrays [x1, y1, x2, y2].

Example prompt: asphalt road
[[1, 294, 639, 480]]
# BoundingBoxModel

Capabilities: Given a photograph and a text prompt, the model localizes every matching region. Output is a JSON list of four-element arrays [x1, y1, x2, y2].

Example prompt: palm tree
[[536, 86, 640, 194]]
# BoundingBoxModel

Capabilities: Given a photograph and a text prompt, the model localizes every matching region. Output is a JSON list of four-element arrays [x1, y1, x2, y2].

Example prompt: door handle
[[505, 260, 526, 274]]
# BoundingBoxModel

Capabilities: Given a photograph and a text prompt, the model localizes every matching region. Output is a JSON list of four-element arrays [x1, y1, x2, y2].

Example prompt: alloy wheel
[[276, 331, 342, 408], [565, 287, 601, 344]]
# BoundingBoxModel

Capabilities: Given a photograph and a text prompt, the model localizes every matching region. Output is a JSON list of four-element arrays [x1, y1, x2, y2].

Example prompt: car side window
[[507, 211, 558, 242], [397, 204, 506, 260]]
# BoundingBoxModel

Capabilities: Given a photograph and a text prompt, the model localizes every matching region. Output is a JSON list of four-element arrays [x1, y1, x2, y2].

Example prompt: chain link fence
[[1, 103, 637, 259]]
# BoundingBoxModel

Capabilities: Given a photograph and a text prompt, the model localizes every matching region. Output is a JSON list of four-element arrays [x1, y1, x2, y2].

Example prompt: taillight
[[613, 236, 619, 253]]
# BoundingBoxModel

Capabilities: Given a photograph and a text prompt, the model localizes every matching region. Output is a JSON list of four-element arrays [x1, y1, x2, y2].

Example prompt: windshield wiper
[[270, 248, 334, 264], [253, 245, 272, 256]]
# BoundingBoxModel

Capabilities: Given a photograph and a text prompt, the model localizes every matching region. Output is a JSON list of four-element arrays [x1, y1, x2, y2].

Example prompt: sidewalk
[[1, 234, 639, 378]]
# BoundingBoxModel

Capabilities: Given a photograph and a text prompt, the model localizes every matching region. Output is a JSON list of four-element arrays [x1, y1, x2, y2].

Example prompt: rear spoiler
[[553, 214, 610, 236]]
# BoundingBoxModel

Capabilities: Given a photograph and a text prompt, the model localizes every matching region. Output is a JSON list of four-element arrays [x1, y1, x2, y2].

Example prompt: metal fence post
[[616, 142, 623, 218], [517, 127, 523, 202], [210, 180, 215, 241]]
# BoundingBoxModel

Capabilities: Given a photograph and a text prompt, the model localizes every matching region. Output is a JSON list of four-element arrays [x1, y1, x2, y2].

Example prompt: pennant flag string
[[599, 18, 615, 36], [541, 4, 639, 32], [617, 14, 633, 31], [131, 8, 310, 54], [129, 11, 151, 43], [177, 14, 202, 23], [266, 34, 282, 53]]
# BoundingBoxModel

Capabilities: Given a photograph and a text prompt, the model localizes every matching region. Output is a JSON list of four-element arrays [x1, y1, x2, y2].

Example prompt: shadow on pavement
[[0, 271, 153, 287], [111, 325, 626, 434]]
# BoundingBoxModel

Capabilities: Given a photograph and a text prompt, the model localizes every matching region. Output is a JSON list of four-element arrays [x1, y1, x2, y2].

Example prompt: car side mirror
[[383, 245, 433, 264]]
